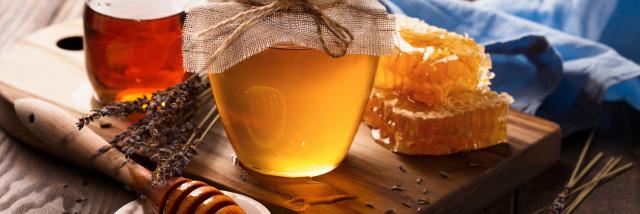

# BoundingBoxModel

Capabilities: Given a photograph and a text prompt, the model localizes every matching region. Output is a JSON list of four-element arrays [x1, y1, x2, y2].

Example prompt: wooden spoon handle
[[13, 98, 248, 214], [14, 98, 153, 194]]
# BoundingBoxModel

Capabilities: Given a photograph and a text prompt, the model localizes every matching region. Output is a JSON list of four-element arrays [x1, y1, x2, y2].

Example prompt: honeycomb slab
[[374, 15, 494, 107], [364, 90, 513, 155], [363, 15, 513, 155]]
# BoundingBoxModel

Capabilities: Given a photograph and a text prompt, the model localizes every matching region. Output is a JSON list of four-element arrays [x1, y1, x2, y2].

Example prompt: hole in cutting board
[[56, 36, 83, 51]]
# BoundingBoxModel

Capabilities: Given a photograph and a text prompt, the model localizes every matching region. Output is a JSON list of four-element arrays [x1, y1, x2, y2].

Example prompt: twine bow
[[194, 0, 354, 71]]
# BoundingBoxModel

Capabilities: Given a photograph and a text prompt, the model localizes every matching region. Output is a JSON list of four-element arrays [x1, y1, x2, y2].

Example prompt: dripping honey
[[209, 48, 378, 177]]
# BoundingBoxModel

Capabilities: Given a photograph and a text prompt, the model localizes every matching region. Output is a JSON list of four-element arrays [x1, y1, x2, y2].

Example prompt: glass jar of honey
[[209, 46, 378, 177], [83, 0, 195, 103]]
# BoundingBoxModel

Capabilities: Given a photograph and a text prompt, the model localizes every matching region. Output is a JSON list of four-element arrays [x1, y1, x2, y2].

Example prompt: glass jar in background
[[83, 0, 197, 103], [209, 46, 379, 177]]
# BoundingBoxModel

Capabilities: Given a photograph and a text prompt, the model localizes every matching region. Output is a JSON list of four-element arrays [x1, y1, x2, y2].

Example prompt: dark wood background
[[0, 1, 637, 213]]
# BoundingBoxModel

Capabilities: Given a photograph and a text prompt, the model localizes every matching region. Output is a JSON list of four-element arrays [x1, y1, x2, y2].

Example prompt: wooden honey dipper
[[13, 98, 245, 214]]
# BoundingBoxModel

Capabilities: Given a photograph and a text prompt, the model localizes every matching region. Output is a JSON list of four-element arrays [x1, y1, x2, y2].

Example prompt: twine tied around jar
[[195, 0, 354, 60], [182, 0, 396, 73]]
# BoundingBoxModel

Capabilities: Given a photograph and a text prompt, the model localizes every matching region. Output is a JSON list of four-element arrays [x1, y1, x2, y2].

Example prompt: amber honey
[[83, 1, 189, 103], [209, 48, 378, 177]]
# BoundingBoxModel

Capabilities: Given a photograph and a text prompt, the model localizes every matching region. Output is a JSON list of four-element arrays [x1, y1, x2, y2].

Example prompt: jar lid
[[182, 0, 396, 73]]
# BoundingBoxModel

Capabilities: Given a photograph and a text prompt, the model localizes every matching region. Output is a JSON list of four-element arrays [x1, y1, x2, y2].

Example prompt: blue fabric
[[477, 0, 640, 63], [382, 0, 640, 136], [477, 0, 640, 112]]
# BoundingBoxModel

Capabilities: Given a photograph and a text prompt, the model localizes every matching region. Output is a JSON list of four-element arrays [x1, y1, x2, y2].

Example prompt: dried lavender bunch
[[543, 188, 569, 214], [152, 139, 201, 185], [77, 97, 149, 129], [77, 74, 216, 185], [535, 128, 634, 214]]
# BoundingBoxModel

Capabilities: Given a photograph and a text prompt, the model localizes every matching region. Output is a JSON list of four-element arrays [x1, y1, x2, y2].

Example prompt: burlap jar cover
[[182, 0, 396, 73]]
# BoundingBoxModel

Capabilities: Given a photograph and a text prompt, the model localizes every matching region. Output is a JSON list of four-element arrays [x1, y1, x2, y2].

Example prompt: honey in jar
[[209, 47, 378, 177], [83, 0, 190, 103]]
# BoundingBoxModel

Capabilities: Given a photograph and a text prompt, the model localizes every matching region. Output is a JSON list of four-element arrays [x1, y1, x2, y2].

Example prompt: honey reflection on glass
[[209, 48, 378, 177]]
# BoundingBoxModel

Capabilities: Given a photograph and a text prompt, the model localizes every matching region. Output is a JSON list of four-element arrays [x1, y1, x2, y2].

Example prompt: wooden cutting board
[[0, 19, 561, 213]]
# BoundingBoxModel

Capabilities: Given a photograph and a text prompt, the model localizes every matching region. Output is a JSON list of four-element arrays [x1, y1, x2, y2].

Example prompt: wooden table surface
[[0, 1, 637, 213]]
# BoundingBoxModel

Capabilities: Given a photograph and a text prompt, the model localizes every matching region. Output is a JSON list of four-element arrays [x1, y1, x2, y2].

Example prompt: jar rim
[[271, 43, 311, 50]]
